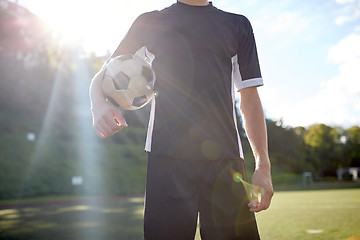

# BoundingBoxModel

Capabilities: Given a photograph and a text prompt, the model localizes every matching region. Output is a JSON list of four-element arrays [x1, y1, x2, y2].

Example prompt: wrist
[[90, 97, 108, 110], [255, 163, 271, 172], [254, 152, 271, 171]]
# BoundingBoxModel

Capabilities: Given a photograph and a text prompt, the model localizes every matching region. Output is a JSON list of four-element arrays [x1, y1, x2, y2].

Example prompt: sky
[[16, 0, 360, 128]]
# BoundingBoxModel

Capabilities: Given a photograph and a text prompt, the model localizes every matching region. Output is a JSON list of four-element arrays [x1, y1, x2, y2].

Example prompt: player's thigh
[[199, 159, 260, 240], [199, 180, 259, 240], [144, 155, 199, 240]]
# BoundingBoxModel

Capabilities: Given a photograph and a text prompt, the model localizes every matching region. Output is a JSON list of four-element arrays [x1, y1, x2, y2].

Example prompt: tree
[[266, 120, 307, 173], [303, 124, 342, 177], [344, 126, 360, 167], [0, 2, 60, 132]]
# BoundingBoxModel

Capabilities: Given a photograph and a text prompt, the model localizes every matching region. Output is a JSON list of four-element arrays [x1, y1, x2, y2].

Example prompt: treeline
[[1, 4, 360, 199], [263, 121, 360, 182], [236, 114, 360, 186]]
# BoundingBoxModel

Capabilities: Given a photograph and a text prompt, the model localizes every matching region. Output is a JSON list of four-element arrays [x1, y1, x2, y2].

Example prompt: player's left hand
[[248, 167, 274, 212], [91, 102, 127, 138], [90, 70, 128, 138]]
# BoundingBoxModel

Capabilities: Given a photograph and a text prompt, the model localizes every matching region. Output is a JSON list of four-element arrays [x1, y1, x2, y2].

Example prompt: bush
[[272, 173, 303, 186], [0, 124, 149, 200]]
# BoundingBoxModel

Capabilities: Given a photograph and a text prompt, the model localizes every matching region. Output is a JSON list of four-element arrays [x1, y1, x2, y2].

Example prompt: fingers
[[95, 129, 106, 138], [259, 187, 273, 210], [113, 109, 128, 128], [92, 105, 127, 138], [247, 185, 261, 211], [248, 186, 274, 213], [93, 117, 117, 138], [248, 168, 274, 213], [94, 121, 123, 138]]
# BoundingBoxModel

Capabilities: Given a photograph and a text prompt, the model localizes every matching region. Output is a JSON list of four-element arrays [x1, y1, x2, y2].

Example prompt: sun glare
[[42, 1, 106, 48], [23, 0, 173, 54], [29, 0, 139, 54]]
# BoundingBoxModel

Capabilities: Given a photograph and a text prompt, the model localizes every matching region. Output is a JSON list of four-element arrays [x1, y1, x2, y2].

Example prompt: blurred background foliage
[[1, 2, 360, 200]]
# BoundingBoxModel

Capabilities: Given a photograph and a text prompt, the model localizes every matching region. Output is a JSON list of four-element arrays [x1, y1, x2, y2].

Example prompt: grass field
[[255, 189, 360, 240], [1, 188, 359, 240]]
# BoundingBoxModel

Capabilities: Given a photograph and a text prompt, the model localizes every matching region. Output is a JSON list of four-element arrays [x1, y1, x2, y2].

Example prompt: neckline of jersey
[[175, 1, 214, 10]]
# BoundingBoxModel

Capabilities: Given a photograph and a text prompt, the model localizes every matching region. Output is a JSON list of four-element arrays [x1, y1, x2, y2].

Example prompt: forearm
[[239, 87, 270, 171], [89, 69, 127, 138], [89, 70, 107, 109]]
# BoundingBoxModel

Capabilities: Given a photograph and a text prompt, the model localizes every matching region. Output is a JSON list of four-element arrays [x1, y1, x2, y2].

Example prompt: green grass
[[255, 189, 360, 240], [274, 182, 360, 192], [1, 188, 359, 240]]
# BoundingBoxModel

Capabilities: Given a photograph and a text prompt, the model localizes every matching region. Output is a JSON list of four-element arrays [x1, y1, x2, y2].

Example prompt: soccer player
[[89, 0, 274, 239]]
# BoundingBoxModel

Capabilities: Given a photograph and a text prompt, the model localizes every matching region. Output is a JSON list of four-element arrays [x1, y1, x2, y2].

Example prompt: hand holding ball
[[102, 55, 155, 110]]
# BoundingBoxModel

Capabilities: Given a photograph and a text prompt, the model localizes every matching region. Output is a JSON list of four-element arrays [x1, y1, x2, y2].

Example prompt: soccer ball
[[101, 55, 155, 110]]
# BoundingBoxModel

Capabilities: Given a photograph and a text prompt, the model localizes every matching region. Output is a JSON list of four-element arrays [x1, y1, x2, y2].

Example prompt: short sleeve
[[111, 13, 148, 57], [234, 16, 263, 90]]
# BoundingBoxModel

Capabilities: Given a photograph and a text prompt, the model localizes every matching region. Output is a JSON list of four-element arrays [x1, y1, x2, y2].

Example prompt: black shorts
[[144, 154, 260, 240]]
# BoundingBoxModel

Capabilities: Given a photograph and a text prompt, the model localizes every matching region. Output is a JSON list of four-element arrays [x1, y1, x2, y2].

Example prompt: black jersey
[[112, 1, 263, 160]]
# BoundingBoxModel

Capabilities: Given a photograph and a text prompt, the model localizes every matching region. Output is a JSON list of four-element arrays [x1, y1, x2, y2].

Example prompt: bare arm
[[238, 86, 274, 212], [89, 69, 127, 138], [89, 14, 149, 138]]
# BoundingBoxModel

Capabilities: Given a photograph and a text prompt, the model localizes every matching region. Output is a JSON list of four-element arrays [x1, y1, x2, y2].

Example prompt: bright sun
[[29, 0, 140, 54], [25, 0, 170, 54]]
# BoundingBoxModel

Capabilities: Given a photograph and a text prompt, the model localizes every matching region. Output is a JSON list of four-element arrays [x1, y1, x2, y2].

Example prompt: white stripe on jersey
[[145, 97, 156, 152], [231, 54, 263, 91], [231, 63, 245, 159]]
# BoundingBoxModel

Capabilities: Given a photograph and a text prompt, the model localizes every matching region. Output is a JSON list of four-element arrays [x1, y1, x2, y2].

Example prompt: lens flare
[[232, 172, 262, 204], [201, 140, 221, 160], [232, 172, 242, 183]]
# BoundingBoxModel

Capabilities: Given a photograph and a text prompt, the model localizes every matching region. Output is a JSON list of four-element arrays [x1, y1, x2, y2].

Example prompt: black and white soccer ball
[[102, 55, 155, 110]]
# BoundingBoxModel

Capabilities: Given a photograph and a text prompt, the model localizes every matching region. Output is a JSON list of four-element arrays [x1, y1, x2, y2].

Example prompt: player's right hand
[[248, 167, 274, 212], [91, 101, 128, 138]]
